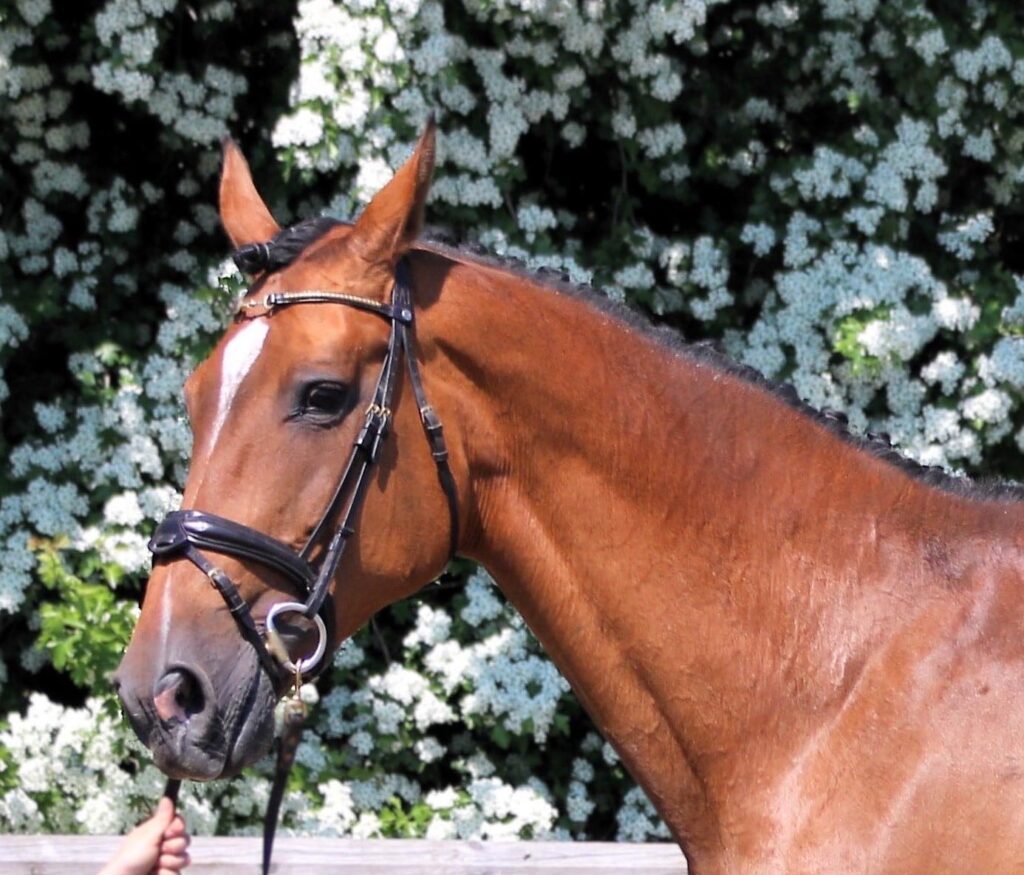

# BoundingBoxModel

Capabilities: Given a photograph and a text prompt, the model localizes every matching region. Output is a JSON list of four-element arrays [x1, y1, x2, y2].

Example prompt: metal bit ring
[[265, 601, 327, 676]]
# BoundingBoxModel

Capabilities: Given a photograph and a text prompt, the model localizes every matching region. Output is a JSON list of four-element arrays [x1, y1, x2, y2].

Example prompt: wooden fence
[[0, 836, 687, 873]]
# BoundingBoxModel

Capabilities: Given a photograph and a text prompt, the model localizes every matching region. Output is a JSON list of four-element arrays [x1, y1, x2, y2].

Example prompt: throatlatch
[[147, 256, 460, 874]]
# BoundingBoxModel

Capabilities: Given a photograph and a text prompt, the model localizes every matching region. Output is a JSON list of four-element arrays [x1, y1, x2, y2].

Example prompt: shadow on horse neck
[[413, 241, 1024, 874]]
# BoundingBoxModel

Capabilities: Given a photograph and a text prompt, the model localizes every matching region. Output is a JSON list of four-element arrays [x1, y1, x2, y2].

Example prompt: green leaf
[[490, 724, 511, 749], [832, 306, 889, 376]]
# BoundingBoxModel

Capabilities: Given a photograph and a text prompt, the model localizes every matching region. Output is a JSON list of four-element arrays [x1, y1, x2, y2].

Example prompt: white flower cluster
[[0, 694, 163, 834], [516, 203, 558, 243], [912, 28, 947, 66], [863, 117, 946, 214], [374, 574, 572, 746], [953, 35, 1012, 85], [616, 786, 672, 842], [937, 212, 994, 261], [740, 223, 776, 257], [90, 0, 244, 144], [455, 625, 571, 744]]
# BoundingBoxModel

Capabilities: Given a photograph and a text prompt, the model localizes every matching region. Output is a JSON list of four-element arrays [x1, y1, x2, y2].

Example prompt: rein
[[149, 257, 459, 874]]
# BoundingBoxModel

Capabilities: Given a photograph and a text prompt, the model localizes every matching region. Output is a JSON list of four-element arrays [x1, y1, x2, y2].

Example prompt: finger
[[153, 796, 176, 828], [132, 796, 176, 843], [160, 835, 189, 854], [163, 816, 188, 839], [157, 850, 191, 871]]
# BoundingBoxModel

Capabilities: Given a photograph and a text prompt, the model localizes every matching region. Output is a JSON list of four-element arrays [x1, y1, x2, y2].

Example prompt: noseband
[[146, 257, 459, 872]]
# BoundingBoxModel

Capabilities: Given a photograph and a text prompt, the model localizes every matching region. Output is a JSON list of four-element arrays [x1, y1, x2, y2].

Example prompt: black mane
[[238, 217, 1024, 503], [418, 232, 1024, 504]]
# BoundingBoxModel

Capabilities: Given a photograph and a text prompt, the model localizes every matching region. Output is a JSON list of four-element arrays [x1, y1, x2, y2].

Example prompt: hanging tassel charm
[[262, 668, 308, 875]]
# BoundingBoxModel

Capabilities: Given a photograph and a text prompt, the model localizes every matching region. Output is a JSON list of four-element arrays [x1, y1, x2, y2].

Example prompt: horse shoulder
[[716, 557, 1024, 874]]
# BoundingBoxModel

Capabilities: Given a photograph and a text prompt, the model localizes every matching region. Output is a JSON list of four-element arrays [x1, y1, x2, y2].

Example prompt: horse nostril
[[153, 668, 205, 725]]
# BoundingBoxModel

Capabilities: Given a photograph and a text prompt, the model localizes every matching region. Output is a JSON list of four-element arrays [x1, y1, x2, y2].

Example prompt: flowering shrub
[[3, 0, 1024, 845]]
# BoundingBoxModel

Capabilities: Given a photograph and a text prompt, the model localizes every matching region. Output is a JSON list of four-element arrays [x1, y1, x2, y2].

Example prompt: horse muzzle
[[114, 651, 276, 780]]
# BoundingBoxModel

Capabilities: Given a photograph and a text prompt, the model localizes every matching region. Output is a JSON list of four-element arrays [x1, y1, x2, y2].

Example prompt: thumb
[[140, 796, 176, 836]]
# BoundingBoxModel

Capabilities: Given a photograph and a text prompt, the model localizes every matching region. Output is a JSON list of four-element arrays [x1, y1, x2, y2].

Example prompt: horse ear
[[219, 139, 281, 248], [352, 118, 436, 267]]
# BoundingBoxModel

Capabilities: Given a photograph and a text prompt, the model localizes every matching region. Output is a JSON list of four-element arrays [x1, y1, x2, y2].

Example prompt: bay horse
[[115, 121, 1024, 874]]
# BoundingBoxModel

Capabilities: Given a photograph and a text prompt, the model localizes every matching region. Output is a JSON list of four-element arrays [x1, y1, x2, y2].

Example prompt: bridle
[[146, 256, 459, 872], [149, 256, 459, 679]]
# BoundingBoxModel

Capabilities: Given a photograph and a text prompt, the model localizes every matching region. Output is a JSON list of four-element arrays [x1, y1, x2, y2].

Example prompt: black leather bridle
[[147, 256, 459, 872]]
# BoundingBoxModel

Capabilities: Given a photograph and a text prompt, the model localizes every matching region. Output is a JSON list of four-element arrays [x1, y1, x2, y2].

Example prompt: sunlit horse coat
[[117, 122, 1024, 874]]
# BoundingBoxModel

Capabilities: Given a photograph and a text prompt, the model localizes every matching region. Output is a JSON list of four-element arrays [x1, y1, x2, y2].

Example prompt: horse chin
[[150, 734, 227, 781], [220, 687, 278, 778]]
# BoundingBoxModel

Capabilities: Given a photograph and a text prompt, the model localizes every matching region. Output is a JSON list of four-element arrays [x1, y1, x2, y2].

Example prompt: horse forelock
[[232, 216, 346, 274]]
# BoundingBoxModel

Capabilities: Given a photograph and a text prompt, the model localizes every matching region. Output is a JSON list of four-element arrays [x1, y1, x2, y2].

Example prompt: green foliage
[[36, 548, 136, 692], [833, 306, 889, 375]]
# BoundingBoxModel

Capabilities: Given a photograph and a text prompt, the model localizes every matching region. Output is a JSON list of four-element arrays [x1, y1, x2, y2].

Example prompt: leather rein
[[147, 257, 459, 873]]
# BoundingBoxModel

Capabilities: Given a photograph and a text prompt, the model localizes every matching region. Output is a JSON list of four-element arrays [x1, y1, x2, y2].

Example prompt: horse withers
[[116, 122, 1024, 873]]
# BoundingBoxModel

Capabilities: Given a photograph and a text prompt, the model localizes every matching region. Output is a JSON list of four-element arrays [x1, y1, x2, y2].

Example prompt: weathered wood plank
[[0, 836, 687, 874]]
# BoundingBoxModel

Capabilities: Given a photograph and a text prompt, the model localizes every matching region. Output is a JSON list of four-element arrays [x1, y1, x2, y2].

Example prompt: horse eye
[[299, 382, 349, 421]]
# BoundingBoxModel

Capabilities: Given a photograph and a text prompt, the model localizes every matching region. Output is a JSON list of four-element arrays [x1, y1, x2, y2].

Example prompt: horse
[[115, 121, 1024, 874]]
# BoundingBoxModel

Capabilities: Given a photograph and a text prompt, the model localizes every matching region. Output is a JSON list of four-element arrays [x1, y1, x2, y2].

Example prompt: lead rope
[[263, 667, 307, 875], [163, 776, 181, 813]]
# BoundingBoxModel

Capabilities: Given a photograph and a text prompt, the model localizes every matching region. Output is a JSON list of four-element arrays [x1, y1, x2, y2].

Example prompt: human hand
[[98, 796, 191, 875]]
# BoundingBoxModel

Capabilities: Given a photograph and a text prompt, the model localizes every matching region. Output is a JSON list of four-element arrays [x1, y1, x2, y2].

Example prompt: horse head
[[114, 121, 464, 780]]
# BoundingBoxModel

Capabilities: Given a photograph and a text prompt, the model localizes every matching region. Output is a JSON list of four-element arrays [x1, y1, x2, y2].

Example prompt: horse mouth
[[148, 703, 275, 781], [120, 655, 278, 781]]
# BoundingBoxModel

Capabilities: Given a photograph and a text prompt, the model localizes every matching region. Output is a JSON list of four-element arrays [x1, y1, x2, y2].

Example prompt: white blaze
[[158, 568, 174, 664], [207, 318, 270, 454], [157, 318, 270, 657]]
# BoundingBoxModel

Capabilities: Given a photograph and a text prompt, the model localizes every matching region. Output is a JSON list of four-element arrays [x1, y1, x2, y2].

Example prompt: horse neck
[[415, 249, 1019, 848]]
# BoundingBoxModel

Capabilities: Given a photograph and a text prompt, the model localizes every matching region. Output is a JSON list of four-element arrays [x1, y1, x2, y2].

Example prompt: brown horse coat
[[117, 123, 1024, 874]]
